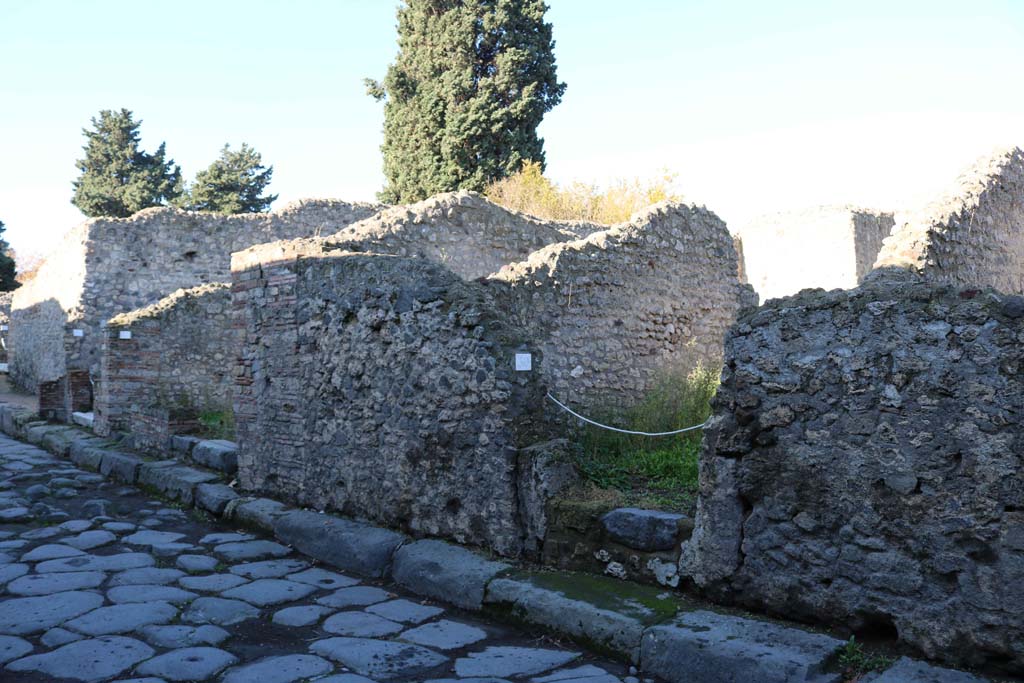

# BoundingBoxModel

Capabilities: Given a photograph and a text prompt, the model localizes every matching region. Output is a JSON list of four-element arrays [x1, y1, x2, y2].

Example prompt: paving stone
[[151, 542, 198, 558], [426, 679, 511, 683], [179, 573, 249, 592], [181, 597, 260, 626], [195, 483, 238, 515], [20, 526, 63, 540], [230, 558, 309, 579], [134, 646, 238, 681], [103, 521, 138, 533], [221, 578, 316, 606], [220, 654, 333, 683], [176, 554, 218, 572], [123, 530, 186, 546], [274, 509, 406, 579], [0, 634, 32, 663], [65, 601, 179, 636], [108, 584, 199, 604], [316, 585, 394, 609], [0, 540, 27, 552], [287, 566, 358, 589], [20, 543, 85, 561], [639, 610, 845, 683], [111, 678, 167, 683], [7, 571, 106, 596], [0, 565, 26, 585], [367, 598, 444, 624], [36, 552, 155, 573], [314, 676, 379, 683], [6, 636, 154, 680], [82, 499, 112, 517], [40, 627, 83, 648], [870, 657, 989, 682], [455, 647, 581, 678], [322, 611, 405, 637], [25, 484, 50, 499], [392, 539, 510, 610], [272, 604, 333, 627], [0, 591, 105, 634], [138, 624, 231, 649], [0, 506, 31, 521], [400, 620, 488, 651], [214, 539, 292, 561], [59, 519, 93, 533], [64, 529, 117, 550], [191, 440, 238, 474], [532, 665, 622, 683], [110, 567, 186, 586], [198, 532, 254, 545], [310, 637, 448, 679]]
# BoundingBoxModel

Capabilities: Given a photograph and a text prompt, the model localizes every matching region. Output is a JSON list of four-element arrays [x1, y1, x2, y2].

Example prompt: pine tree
[[177, 143, 277, 214], [71, 109, 182, 218], [0, 221, 19, 292], [367, 0, 566, 204]]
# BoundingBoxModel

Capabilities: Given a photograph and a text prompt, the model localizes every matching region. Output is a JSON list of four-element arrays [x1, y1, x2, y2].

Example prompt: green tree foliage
[[71, 109, 182, 218], [177, 143, 277, 214], [0, 221, 18, 292], [367, 0, 566, 203]]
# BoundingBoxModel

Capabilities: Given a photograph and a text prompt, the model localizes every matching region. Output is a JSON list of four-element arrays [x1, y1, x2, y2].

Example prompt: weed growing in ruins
[[485, 161, 682, 224], [572, 363, 718, 512], [198, 408, 235, 440], [834, 637, 894, 681]]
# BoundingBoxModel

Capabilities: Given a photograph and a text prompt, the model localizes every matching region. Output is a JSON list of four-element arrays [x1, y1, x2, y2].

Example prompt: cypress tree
[[367, 0, 566, 204], [71, 109, 182, 218], [178, 143, 277, 214], [0, 221, 17, 292]]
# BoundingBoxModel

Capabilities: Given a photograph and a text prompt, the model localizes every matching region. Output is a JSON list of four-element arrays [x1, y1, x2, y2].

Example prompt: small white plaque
[[118, 330, 132, 340], [514, 352, 532, 372], [72, 328, 84, 337], [0, 324, 7, 331]]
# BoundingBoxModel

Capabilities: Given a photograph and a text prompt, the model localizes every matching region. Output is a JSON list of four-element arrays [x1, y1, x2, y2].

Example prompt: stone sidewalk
[[0, 433, 646, 682]]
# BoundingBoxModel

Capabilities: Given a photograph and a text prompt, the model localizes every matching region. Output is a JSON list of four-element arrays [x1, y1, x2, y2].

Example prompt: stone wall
[[9, 199, 380, 407], [93, 283, 235, 448], [0, 291, 13, 364], [493, 202, 756, 409], [680, 270, 1024, 673], [736, 206, 894, 302], [232, 245, 574, 556], [874, 146, 1024, 293]]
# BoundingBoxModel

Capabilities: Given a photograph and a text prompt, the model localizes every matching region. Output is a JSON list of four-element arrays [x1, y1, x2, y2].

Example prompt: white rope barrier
[[545, 392, 708, 436]]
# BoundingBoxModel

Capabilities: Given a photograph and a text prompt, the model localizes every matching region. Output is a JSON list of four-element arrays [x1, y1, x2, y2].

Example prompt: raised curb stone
[[392, 539, 510, 611], [191, 440, 238, 474], [195, 483, 238, 515], [137, 461, 219, 505], [639, 610, 844, 683], [273, 509, 406, 579]]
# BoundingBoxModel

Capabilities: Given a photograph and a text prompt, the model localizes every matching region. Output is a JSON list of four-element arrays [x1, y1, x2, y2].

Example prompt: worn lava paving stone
[[134, 646, 238, 681], [6, 635, 154, 680], [310, 637, 449, 679], [0, 591, 105, 635], [220, 654, 334, 683]]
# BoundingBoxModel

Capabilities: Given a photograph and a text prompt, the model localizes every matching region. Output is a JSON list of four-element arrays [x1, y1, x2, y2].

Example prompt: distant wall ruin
[[681, 270, 1024, 674], [737, 206, 894, 301], [9, 199, 381, 412], [874, 146, 1024, 293], [93, 283, 235, 449]]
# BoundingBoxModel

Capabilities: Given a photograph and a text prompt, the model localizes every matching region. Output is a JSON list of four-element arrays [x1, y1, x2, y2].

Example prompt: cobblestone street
[[0, 433, 646, 683]]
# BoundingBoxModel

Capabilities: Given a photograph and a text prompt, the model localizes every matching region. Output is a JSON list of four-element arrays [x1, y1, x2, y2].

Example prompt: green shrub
[[485, 160, 682, 224], [570, 363, 719, 512]]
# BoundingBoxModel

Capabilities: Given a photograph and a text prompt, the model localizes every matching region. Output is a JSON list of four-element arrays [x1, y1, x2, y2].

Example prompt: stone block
[[869, 657, 989, 683], [170, 435, 200, 457], [195, 484, 239, 516], [273, 510, 406, 579], [191, 440, 238, 474], [640, 610, 844, 683], [226, 498, 288, 534], [484, 571, 678, 662], [600, 508, 687, 552], [137, 461, 219, 506], [99, 451, 147, 484], [391, 539, 509, 611]]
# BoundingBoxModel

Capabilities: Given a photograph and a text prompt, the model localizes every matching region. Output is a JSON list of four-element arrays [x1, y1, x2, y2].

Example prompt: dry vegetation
[[486, 161, 683, 224]]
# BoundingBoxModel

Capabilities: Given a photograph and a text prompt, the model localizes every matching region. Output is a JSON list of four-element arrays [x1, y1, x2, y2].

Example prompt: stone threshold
[[0, 403, 992, 683]]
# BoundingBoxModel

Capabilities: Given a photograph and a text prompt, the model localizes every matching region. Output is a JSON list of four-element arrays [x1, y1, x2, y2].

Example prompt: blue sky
[[1, 0, 1022, 262]]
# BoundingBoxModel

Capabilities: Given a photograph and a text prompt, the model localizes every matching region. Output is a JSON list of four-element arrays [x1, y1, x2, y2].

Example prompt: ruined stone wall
[[9, 199, 380, 398], [0, 291, 13, 364], [492, 202, 756, 409], [874, 146, 1024, 293], [681, 270, 1024, 673], [232, 245, 572, 556], [737, 206, 894, 302], [321, 190, 599, 279], [93, 283, 235, 445]]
